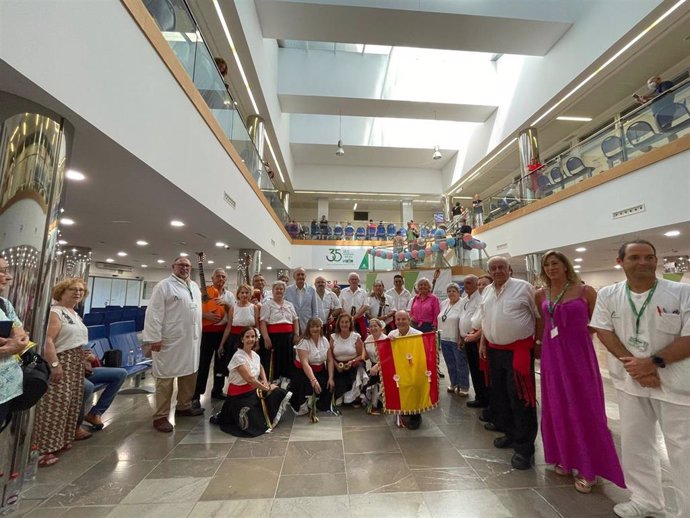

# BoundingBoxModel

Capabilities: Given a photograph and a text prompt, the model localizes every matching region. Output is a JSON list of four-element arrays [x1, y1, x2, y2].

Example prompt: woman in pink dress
[[536, 251, 624, 493]]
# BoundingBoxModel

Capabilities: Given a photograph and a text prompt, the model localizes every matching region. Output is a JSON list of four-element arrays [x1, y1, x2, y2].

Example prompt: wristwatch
[[50, 361, 60, 368], [651, 355, 666, 368]]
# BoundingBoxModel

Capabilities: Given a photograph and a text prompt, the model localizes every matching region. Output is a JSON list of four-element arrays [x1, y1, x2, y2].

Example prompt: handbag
[[9, 348, 51, 412], [102, 349, 122, 368]]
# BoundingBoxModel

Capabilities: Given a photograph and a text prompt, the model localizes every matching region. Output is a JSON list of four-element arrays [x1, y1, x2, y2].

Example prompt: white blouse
[[367, 294, 394, 322], [437, 298, 463, 342], [50, 306, 88, 353], [260, 299, 298, 325], [364, 333, 387, 364], [232, 304, 256, 327], [227, 349, 260, 386], [295, 336, 329, 365], [331, 332, 361, 360]]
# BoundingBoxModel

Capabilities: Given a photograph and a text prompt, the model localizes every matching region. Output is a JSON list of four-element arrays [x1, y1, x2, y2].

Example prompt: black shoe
[[478, 412, 492, 423], [484, 422, 500, 432], [511, 453, 532, 470], [493, 435, 513, 449], [209, 413, 219, 425], [406, 414, 422, 430], [176, 407, 204, 417], [211, 391, 228, 400], [191, 399, 201, 410], [466, 400, 488, 409]]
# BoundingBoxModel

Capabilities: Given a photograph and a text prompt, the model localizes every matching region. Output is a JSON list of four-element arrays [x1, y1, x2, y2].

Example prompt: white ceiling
[[290, 143, 455, 169]]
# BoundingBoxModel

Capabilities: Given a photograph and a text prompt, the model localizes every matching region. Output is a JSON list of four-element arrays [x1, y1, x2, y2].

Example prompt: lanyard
[[625, 280, 657, 337], [546, 283, 570, 319], [174, 275, 194, 300]]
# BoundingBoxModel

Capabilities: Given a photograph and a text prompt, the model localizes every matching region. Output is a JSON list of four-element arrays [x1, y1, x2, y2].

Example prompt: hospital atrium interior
[[0, 0, 689, 517]]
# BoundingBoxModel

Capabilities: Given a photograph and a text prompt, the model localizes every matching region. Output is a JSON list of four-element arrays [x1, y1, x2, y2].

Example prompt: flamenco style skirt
[[214, 386, 292, 437]]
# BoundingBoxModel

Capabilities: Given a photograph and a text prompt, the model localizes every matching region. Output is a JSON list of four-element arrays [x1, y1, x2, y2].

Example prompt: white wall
[[474, 149, 690, 258], [580, 269, 627, 290], [0, 0, 293, 266], [289, 207, 437, 225]]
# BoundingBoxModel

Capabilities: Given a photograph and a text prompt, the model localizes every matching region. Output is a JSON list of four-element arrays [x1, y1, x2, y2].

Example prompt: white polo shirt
[[476, 278, 539, 345], [591, 278, 690, 405], [368, 294, 394, 322], [315, 290, 341, 322], [386, 287, 412, 312], [388, 327, 422, 338], [458, 290, 482, 338], [339, 287, 369, 316]]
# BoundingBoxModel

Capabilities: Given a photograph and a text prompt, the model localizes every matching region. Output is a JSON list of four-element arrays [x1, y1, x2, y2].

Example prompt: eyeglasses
[[0, 268, 9, 274], [173, 264, 192, 268], [67, 287, 85, 292]]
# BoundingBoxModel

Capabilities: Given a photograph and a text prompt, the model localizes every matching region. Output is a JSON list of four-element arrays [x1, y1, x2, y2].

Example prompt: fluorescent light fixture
[[556, 116, 592, 122], [664, 230, 681, 237], [215, 242, 226, 247], [213, 0, 259, 114], [58, 239, 68, 245], [575, 247, 587, 252], [573, 264, 581, 269], [136, 240, 149, 246], [574, 258, 583, 263], [105, 258, 114, 263], [141, 264, 148, 268], [265, 135, 286, 183], [614, 264, 622, 270], [179, 252, 189, 257], [170, 220, 185, 227], [353, 203, 358, 210], [60, 218, 75, 226], [266, 266, 273, 270], [208, 260, 215, 264], [532, 0, 687, 126], [157, 259, 166, 264], [225, 265, 232, 269], [66, 169, 86, 181], [117, 251, 128, 257], [294, 190, 420, 197]]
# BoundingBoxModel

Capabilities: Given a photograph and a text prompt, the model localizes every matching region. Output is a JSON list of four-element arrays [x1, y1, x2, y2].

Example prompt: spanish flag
[[376, 332, 439, 414]]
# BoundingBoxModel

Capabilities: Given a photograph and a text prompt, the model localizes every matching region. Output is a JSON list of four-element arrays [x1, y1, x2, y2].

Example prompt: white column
[[401, 199, 413, 224]]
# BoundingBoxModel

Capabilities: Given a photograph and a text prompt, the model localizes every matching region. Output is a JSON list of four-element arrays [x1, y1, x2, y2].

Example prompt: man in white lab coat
[[143, 256, 203, 433]]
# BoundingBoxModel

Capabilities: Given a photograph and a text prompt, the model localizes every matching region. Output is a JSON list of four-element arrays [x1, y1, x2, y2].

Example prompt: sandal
[[455, 388, 469, 397], [574, 475, 594, 494], [554, 464, 570, 476], [38, 453, 59, 468], [59, 442, 73, 452], [74, 427, 92, 441], [446, 385, 457, 393]]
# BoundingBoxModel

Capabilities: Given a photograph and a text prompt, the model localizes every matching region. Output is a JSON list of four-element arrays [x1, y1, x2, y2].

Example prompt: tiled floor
[[15, 346, 633, 518]]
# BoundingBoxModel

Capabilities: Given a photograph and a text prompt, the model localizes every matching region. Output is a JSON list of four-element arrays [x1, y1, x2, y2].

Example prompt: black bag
[[9, 349, 51, 412], [102, 349, 122, 368]]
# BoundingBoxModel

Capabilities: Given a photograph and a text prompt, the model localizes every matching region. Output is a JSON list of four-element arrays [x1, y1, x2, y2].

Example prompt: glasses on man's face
[[0, 268, 9, 274], [173, 264, 191, 268]]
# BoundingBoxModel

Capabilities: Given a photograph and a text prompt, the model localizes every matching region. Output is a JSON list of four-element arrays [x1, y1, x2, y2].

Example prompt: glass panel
[[109, 278, 127, 307], [91, 277, 111, 308], [125, 279, 141, 306], [84, 276, 95, 313]]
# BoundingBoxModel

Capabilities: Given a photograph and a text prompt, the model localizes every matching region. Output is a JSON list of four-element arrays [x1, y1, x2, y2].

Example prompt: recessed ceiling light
[[225, 265, 232, 269], [117, 251, 127, 257], [170, 220, 185, 227], [266, 266, 273, 270], [556, 116, 593, 122], [574, 258, 583, 262], [60, 218, 75, 226], [141, 264, 148, 268], [58, 239, 68, 245], [179, 252, 188, 257], [157, 259, 165, 264], [136, 240, 149, 246], [207, 260, 215, 264], [575, 247, 586, 252], [65, 169, 86, 181], [105, 258, 115, 263], [215, 242, 226, 247], [614, 264, 622, 269], [664, 230, 680, 237]]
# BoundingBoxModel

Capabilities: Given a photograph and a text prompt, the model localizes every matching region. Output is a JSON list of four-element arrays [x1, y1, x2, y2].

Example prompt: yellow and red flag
[[376, 332, 439, 414]]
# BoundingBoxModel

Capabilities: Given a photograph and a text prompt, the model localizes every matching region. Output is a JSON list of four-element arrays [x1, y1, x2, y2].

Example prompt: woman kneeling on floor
[[211, 327, 292, 437], [329, 313, 367, 411], [362, 318, 387, 415]]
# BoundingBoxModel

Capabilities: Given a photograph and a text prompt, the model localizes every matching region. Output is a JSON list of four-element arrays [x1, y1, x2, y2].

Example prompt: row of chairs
[[84, 307, 146, 331], [305, 224, 436, 241], [87, 321, 152, 392]]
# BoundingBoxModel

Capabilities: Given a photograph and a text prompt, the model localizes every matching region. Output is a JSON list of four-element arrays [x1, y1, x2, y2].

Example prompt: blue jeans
[[82, 367, 127, 420], [441, 340, 469, 390]]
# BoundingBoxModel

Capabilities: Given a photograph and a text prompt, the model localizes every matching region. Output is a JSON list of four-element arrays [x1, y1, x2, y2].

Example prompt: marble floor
[[15, 350, 633, 518]]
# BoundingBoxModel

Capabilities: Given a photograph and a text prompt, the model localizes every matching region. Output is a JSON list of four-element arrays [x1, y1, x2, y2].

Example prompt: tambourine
[[336, 361, 352, 372]]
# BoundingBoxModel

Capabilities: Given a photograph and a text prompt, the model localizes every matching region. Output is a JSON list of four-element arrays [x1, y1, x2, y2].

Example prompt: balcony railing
[[142, 0, 290, 223], [482, 78, 690, 224]]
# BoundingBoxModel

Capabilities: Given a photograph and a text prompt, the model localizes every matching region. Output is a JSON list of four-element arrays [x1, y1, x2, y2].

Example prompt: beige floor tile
[[345, 452, 419, 494], [120, 477, 211, 504], [396, 437, 469, 469], [282, 440, 345, 475], [200, 457, 282, 500], [343, 427, 400, 454], [188, 499, 273, 517], [270, 495, 350, 518], [349, 492, 432, 518], [276, 473, 348, 498]]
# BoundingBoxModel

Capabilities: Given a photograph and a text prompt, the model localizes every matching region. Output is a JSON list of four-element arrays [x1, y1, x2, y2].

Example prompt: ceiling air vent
[[95, 262, 132, 272], [224, 192, 236, 209], [612, 204, 645, 219]]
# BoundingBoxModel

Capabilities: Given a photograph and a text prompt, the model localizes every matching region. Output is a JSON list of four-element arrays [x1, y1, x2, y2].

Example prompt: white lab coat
[[142, 275, 202, 378]]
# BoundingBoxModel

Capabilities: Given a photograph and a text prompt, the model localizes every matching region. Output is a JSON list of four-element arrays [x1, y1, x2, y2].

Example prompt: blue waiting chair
[[355, 227, 366, 240], [386, 223, 396, 240]]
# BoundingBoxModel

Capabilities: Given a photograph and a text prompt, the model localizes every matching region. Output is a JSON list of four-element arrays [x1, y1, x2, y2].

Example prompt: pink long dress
[[540, 294, 625, 486]]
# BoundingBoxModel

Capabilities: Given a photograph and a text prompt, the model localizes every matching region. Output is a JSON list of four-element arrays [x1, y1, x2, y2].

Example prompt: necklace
[[441, 299, 458, 322]]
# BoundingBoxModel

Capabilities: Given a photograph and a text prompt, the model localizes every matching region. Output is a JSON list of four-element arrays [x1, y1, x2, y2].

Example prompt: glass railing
[[288, 221, 444, 241], [482, 78, 690, 224], [142, 0, 290, 223]]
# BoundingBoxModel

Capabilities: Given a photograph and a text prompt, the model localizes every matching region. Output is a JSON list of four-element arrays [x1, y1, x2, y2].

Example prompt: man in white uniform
[[314, 276, 341, 333], [386, 275, 412, 313], [143, 256, 203, 433], [285, 267, 317, 333], [339, 272, 369, 338], [591, 240, 690, 518], [389, 310, 423, 429]]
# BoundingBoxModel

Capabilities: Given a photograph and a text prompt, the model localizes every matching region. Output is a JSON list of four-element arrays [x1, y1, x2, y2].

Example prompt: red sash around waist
[[230, 325, 247, 334], [267, 323, 294, 334], [487, 337, 536, 407], [203, 323, 226, 333], [227, 383, 255, 396], [293, 360, 324, 372]]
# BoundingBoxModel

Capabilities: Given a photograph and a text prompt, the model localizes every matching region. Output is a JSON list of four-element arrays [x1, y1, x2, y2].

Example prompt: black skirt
[[269, 332, 294, 381], [215, 387, 291, 437], [288, 366, 331, 413]]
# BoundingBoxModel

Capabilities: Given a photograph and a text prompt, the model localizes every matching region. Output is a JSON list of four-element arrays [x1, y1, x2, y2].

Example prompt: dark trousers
[[465, 340, 490, 406], [487, 347, 537, 457], [194, 330, 225, 399]]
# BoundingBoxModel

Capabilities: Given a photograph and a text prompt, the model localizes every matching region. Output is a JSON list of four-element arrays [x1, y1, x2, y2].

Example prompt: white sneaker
[[613, 501, 665, 518]]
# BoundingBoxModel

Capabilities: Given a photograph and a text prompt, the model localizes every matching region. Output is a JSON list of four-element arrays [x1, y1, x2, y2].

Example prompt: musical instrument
[[196, 252, 211, 302], [197, 252, 224, 327]]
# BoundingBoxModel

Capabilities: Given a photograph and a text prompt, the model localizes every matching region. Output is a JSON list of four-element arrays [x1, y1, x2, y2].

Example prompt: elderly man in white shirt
[[458, 275, 489, 409], [314, 276, 341, 333], [591, 240, 690, 518], [478, 256, 539, 471], [339, 272, 370, 339], [388, 310, 423, 430]]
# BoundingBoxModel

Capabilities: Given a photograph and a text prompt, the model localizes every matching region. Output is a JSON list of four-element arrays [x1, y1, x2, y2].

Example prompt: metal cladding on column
[[0, 103, 71, 513], [237, 249, 261, 287], [525, 253, 544, 287], [440, 195, 451, 223], [518, 127, 540, 201], [56, 246, 92, 281]]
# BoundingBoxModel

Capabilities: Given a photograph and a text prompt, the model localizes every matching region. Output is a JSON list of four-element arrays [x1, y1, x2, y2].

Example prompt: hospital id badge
[[550, 326, 559, 339], [627, 336, 649, 352]]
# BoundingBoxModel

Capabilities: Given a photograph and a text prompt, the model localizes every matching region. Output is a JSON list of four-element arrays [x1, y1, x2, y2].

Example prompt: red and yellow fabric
[[376, 332, 439, 414]]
